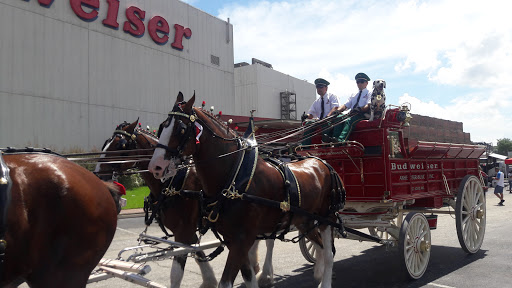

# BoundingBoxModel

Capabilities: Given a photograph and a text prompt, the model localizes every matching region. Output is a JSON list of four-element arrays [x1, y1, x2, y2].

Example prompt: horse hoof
[[199, 282, 218, 288], [257, 277, 274, 288]]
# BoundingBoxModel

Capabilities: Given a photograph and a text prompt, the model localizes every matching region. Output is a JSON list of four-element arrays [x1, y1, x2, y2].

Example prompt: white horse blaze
[[149, 118, 175, 179], [94, 138, 114, 174]]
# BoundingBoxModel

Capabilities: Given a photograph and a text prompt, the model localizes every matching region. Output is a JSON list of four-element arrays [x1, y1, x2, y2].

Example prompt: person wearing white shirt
[[301, 78, 339, 145], [494, 167, 505, 205], [329, 72, 371, 142]]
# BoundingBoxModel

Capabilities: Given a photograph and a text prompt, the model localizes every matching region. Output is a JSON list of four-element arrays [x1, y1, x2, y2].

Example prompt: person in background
[[493, 167, 505, 205], [329, 72, 371, 143], [301, 78, 339, 145], [508, 170, 512, 193]]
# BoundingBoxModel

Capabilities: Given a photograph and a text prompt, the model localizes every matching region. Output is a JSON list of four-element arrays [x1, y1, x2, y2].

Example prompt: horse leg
[[219, 243, 257, 288], [256, 239, 275, 288], [170, 255, 187, 288], [317, 227, 334, 288], [240, 259, 258, 288], [248, 240, 260, 274], [194, 250, 218, 288], [313, 237, 325, 282], [26, 266, 91, 288]]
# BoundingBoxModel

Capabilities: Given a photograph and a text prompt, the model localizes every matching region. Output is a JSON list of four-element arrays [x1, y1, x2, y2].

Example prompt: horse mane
[[135, 127, 159, 142], [193, 107, 239, 138]]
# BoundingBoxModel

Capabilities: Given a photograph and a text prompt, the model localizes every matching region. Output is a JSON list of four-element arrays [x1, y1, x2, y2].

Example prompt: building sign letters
[[27, 0, 192, 50]]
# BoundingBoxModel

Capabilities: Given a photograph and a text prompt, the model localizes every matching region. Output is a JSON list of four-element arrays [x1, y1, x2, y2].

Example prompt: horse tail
[[104, 181, 126, 214]]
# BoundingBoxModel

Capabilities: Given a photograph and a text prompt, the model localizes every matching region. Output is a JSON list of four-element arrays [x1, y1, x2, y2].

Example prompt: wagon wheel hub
[[476, 209, 484, 219], [420, 240, 431, 252], [469, 206, 484, 221], [412, 235, 430, 253], [469, 206, 476, 221]]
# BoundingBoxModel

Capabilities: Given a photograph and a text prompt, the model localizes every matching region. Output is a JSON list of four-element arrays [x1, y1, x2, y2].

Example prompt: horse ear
[[176, 91, 184, 104], [183, 91, 195, 113], [125, 118, 139, 133]]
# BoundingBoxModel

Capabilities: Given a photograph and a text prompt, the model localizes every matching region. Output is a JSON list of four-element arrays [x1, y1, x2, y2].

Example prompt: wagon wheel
[[456, 175, 486, 254], [298, 235, 317, 263], [399, 213, 431, 279]]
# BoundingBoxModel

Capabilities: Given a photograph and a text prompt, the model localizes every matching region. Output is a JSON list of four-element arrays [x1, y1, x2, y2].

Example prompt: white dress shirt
[[308, 92, 339, 119], [344, 88, 371, 110]]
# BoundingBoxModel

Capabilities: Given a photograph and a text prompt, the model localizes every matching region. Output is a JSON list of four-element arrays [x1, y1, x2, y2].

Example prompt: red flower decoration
[[112, 181, 126, 195]]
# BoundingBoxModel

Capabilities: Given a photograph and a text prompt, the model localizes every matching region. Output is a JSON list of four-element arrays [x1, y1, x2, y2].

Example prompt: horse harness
[[155, 105, 352, 253]]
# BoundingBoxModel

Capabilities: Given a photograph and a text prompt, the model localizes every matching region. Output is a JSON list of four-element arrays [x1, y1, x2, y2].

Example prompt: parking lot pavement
[[83, 187, 512, 288]]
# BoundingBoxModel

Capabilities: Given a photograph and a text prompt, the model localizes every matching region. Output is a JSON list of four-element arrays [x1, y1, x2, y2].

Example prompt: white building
[[234, 60, 314, 120], [0, 0, 314, 151]]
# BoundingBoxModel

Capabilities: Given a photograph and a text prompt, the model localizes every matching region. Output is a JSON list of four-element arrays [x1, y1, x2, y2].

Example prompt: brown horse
[[94, 121, 217, 288], [148, 93, 344, 288], [1, 151, 121, 287], [95, 120, 277, 288]]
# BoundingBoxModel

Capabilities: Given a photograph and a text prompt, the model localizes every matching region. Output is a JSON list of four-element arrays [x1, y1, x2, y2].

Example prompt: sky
[[181, 0, 511, 145]]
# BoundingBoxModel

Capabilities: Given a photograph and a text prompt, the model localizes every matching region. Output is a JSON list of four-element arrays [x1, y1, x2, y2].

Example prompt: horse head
[[149, 90, 240, 180], [95, 118, 158, 180], [149, 92, 197, 180]]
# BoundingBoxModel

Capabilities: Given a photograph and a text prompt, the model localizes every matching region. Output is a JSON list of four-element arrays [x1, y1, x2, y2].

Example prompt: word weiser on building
[[0, 0, 234, 150]]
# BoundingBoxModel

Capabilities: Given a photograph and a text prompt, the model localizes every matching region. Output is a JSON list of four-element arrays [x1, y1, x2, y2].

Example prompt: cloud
[[216, 0, 512, 143], [219, 0, 511, 81]]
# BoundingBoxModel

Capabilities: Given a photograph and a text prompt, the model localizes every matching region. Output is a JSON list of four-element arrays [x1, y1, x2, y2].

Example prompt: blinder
[[101, 128, 139, 177]]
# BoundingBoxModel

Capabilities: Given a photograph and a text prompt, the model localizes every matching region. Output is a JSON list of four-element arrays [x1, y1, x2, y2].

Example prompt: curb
[[119, 212, 145, 219], [119, 209, 144, 219]]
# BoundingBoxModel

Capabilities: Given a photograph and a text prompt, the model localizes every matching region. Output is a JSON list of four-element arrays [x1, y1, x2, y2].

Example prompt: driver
[[329, 72, 371, 143], [301, 78, 340, 145]]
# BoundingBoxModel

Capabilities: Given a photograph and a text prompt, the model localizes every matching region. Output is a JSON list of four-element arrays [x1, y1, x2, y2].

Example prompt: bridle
[[155, 103, 198, 159], [100, 124, 156, 175]]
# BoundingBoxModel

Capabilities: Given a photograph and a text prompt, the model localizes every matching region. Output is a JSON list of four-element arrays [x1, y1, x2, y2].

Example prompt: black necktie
[[320, 96, 325, 119], [355, 90, 362, 109]]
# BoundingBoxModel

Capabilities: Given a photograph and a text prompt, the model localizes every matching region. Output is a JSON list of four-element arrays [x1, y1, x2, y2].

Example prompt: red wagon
[[266, 105, 486, 279]]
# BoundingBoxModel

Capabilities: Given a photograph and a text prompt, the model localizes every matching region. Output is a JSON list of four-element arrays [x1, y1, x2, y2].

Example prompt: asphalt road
[[85, 187, 512, 288]]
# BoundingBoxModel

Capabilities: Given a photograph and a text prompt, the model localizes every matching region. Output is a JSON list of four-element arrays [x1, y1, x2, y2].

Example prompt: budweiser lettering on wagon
[[28, 0, 192, 50], [391, 162, 439, 170]]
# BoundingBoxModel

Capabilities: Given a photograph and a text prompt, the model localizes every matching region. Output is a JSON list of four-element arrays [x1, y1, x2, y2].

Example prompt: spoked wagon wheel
[[299, 235, 317, 263], [456, 175, 486, 254], [399, 213, 431, 279]]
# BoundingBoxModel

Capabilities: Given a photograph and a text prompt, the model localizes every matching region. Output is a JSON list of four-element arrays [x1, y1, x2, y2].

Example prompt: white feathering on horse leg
[[170, 258, 185, 288], [196, 260, 217, 288], [318, 228, 334, 288], [313, 240, 325, 282], [257, 240, 275, 288]]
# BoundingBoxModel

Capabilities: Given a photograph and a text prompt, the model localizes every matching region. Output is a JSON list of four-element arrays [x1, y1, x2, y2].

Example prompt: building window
[[211, 55, 220, 66]]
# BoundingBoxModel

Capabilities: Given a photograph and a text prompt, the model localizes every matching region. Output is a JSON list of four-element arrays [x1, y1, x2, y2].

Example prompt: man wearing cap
[[301, 78, 340, 145], [329, 72, 372, 143]]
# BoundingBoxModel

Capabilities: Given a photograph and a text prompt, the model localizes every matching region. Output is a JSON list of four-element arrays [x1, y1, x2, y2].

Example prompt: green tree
[[496, 138, 512, 156]]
